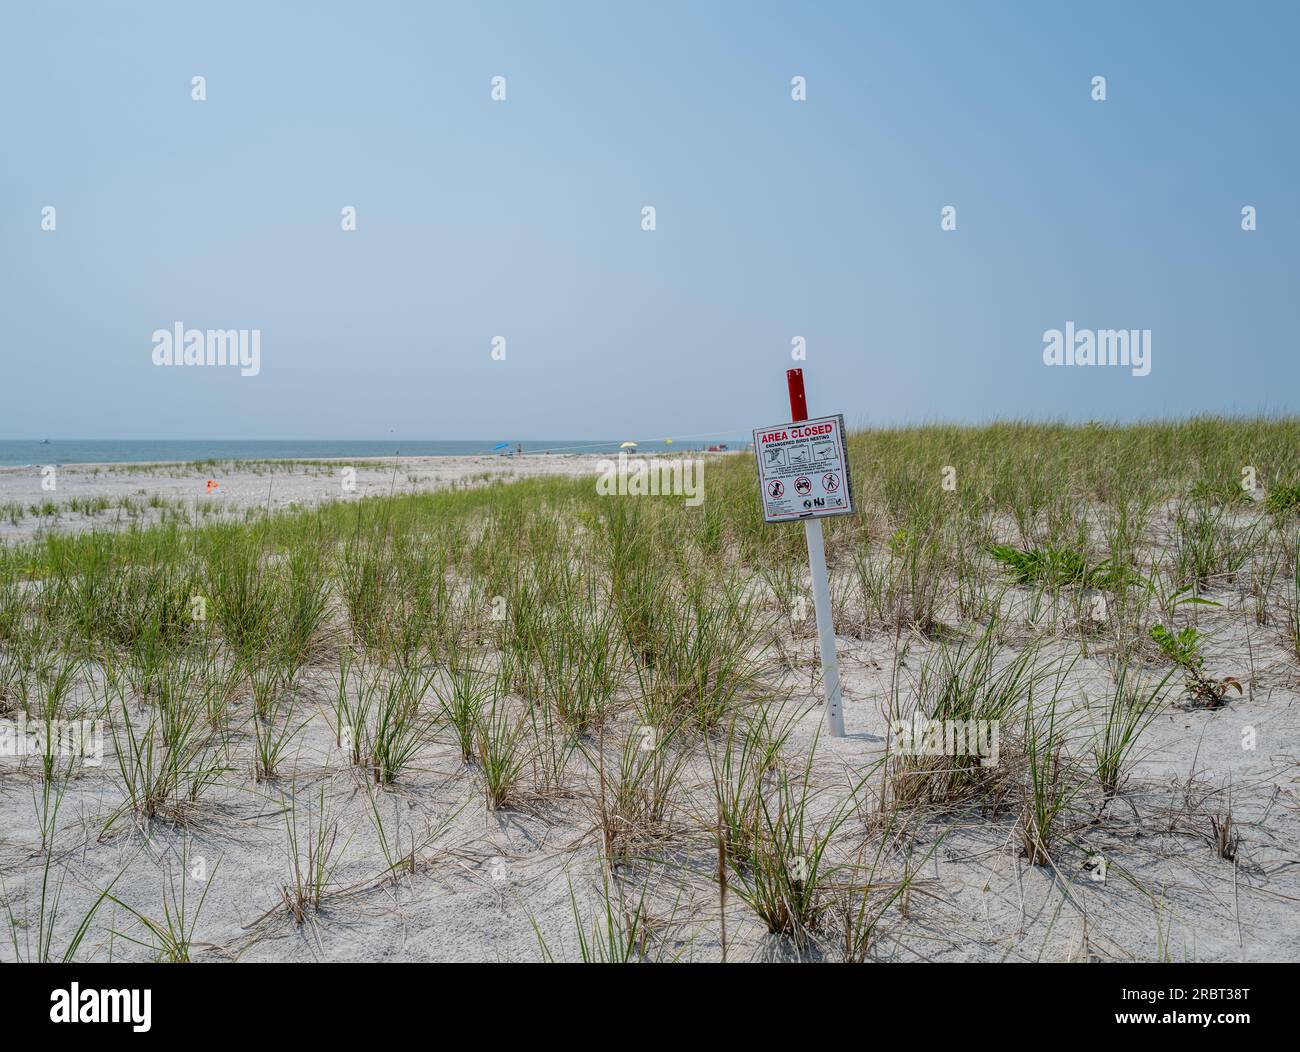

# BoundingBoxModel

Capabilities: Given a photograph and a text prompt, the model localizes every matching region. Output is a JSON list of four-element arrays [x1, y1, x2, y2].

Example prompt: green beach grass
[[3, 416, 1299, 961]]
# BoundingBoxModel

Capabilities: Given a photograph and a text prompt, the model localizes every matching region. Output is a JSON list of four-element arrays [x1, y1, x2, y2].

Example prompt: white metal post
[[803, 518, 844, 737]]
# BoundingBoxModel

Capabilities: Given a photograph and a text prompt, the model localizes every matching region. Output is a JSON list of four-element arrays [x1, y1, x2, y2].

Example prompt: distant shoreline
[[0, 450, 745, 541], [0, 438, 746, 469], [0, 452, 593, 474]]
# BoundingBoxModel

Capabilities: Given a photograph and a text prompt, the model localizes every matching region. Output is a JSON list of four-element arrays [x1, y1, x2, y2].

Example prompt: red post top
[[786, 368, 808, 422]]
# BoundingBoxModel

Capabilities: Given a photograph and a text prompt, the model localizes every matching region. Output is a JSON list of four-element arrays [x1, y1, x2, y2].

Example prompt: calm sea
[[0, 439, 741, 468]]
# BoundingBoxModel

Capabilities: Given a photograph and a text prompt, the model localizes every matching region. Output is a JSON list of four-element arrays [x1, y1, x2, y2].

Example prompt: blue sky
[[1, 1, 1296, 440]]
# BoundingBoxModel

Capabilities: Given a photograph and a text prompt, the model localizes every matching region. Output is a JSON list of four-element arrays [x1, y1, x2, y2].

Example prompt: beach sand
[[3, 593, 1296, 962], [0, 454, 617, 542]]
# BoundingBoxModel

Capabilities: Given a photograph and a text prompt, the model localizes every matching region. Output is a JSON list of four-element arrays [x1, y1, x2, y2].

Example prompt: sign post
[[752, 369, 849, 738]]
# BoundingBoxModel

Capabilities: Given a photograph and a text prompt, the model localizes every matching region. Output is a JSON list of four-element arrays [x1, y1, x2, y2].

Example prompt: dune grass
[[2, 416, 1299, 960]]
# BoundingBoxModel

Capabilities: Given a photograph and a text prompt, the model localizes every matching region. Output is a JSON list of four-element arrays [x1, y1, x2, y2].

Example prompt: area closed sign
[[753, 413, 853, 523]]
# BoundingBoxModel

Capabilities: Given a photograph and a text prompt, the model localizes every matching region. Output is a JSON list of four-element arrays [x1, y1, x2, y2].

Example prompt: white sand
[[4, 612, 1296, 962], [0, 455, 614, 542]]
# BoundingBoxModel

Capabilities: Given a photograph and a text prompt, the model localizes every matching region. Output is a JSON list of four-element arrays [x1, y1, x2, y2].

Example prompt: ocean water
[[0, 438, 741, 468]]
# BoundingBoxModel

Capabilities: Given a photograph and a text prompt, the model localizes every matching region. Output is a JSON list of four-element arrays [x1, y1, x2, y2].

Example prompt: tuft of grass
[[1210, 792, 1241, 862], [728, 741, 861, 951], [5, 788, 127, 962], [332, 648, 376, 767], [1264, 483, 1300, 516], [108, 655, 228, 827], [591, 722, 688, 865], [890, 626, 1050, 808], [533, 870, 675, 963], [640, 572, 774, 731], [371, 663, 433, 785], [250, 683, 305, 784], [1092, 666, 1172, 802], [111, 846, 219, 963], [1017, 684, 1084, 867], [706, 702, 794, 869], [834, 811, 937, 962], [434, 658, 495, 764], [281, 784, 349, 923], [1171, 499, 1253, 589], [475, 694, 527, 811]]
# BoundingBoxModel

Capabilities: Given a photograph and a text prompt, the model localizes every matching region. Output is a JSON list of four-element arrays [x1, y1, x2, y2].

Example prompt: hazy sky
[[2, 1, 1296, 440]]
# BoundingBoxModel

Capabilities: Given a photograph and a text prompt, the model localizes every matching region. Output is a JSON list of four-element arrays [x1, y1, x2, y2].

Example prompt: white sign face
[[753, 413, 853, 523]]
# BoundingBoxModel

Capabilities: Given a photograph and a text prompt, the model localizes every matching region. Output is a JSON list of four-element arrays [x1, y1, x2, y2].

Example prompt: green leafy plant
[[989, 544, 1138, 591], [1149, 591, 1242, 707]]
